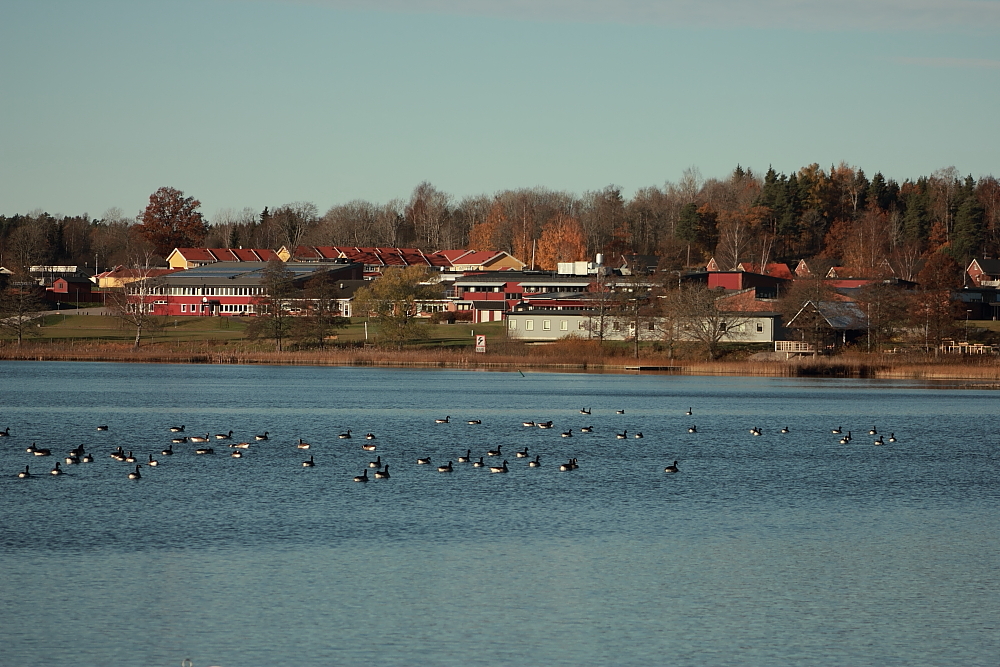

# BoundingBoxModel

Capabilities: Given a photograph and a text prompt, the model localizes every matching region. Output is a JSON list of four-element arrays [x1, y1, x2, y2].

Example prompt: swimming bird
[[195, 447, 214, 455], [353, 469, 369, 482], [362, 442, 377, 451], [369, 455, 382, 469], [580, 408, 591, 415], [516, 447, 529, 458], [18, 465, 30, 478], [169, 425, 185, 433], [685, 408, 692, 416], [617, 409, 625, 414], [839, 431, 852, 444], [458, 449, 471, 463], [873, 435, 884, 445], [529, 455, 541, 467], [472, 456, 485, 467], [161, 444, 174, 456], [0, 427, 10, 437], [50, 461, 64, 476], [81, 452, 93, 463], [664, 461, 679, 473], [522, 421, 535, 427], [189, 434, 210, 443], [65, 454, 79, 465], [148, 453, 158, 467], [231, 441, 250, 449], [537, 421, 553, 429], [869, 426, 878, 435], [487, 445, 502, 457], [26, 442, 37, 453], [171, 436, 187, 443], [489, 459, 509, 473], [96, 425, 108, 431], [561, 429, 573, 438], [580, 426, 593, 433], [616, 430, 627, 439], [437, 461, 453, 472], [365, 433, 376, 440], [128, 464, 141, 480], [688, 425, 697, 433], [302, 456, 315, 467], [750, 427, 762, 437], [33, 447, 52, 457], [255, 432, 269, 441], [297, 438, 311, 449], [374, 464, 390, 479], [467, 419, 481, 425], [831, 426, 842, 434], [416, 457, 431, 465], [559, 459, 577, 471], [780, 426, 790, 434], [888, 433, 896, 443], [124, 451, 136, 463], [435, 416, 450, 424], [231, 450, 242, 458], [338, 429, 352, 439], [110, 446, 125, 461], [69, 445, 85, 458]]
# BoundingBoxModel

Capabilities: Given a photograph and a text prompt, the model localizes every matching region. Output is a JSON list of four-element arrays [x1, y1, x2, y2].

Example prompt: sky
[[1, 0, 998, 221]]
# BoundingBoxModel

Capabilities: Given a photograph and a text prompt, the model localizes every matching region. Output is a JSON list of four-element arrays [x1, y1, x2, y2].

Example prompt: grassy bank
[[3, 330, 1000, 382]]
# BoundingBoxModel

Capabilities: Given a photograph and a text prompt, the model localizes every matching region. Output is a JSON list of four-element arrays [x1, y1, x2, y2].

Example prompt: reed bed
[[2, 339, 998, 382]]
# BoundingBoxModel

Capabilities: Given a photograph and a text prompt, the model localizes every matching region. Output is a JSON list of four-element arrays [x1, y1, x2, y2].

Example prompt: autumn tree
[[245, 259, 297, 351], [137, 187, 207, 257], [913, 252, 961, 354], [0, 269, 44, 346], [535, 213, 586, 270], [291, 272, 350, 348], [351, 266, 443, 346]]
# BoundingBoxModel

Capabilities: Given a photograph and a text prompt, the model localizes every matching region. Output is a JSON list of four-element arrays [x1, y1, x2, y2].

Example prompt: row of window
[[509, 319, 583, 331], [156, 286, 266, 297]]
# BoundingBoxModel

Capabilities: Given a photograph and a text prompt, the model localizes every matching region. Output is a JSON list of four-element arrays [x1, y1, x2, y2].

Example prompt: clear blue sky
[[2, 0, 998, 221]]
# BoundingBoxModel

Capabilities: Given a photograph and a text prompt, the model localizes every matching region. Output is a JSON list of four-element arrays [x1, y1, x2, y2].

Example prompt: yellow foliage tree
[[535, 213, 586, 270]]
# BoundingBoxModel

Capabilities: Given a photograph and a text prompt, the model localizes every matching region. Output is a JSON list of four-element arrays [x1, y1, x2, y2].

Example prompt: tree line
[[2, 165, 998, 277]]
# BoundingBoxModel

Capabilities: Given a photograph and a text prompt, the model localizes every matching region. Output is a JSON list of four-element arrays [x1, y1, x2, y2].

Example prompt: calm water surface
[[1, 362, 998, 666]]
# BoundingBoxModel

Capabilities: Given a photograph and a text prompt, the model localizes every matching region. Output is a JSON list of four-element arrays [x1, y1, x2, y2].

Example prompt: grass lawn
[[16, 315, 506, 348]]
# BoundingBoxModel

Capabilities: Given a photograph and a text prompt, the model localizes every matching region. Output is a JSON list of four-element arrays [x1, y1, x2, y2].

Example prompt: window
[[509, 319, 517, 330], [719, 322, 727, 332], [647, 322, 655, 331], [560, 320, 568, 331], [612, 322, 621, 331], [543, 320, 551, 330], [756, 323, 764, 332], [181, 304, 187, 313], [525, 320, 534, 331], [578, 321, 586, 330]]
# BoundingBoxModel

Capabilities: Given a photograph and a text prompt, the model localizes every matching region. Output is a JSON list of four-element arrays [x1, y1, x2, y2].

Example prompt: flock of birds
[[4, 407, 899, 482]]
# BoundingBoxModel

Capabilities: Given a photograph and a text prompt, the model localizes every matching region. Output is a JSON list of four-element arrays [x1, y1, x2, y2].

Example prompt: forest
[[1, 164, 998, 280]]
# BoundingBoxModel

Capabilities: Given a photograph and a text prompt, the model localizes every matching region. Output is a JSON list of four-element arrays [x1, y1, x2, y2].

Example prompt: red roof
[[176, 248, 217, 262]]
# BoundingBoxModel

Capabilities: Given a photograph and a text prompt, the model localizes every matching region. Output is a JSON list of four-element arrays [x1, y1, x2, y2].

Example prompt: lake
[[1, 361, 998, 666]]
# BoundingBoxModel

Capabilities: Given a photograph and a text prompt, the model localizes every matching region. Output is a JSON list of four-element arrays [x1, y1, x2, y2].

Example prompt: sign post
[[475, 335, 486, 353]]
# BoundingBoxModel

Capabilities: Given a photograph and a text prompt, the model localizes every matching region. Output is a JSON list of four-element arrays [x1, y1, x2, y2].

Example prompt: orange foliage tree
[[137, 187, 207, 258], [535, 213, 586, 270]]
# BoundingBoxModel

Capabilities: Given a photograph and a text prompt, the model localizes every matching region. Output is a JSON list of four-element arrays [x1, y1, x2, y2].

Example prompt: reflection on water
[[1, 362, 998, 666]]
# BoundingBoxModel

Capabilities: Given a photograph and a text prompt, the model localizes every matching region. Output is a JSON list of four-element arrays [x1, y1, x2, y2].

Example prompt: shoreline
[[3, 342, 1000, 383]]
